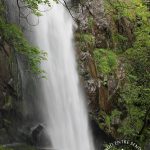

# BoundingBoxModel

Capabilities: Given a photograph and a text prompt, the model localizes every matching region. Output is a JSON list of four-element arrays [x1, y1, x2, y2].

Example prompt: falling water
[[28, 1, 95, 150]]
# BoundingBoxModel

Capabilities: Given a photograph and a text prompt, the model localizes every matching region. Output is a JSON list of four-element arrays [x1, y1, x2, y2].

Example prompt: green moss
[[87, 17, 94, 30], [81, 34, 95, 45], [76, 33, 95, 47], [93, 48, 118, 75]]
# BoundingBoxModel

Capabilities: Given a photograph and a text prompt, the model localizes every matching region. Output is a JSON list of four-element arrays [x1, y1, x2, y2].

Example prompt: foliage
[[105, 0, 150, 21], [110, 109, 121, 125], [118, 85, 144, 133], [112, 33, 128, 50], [87, 16, 94, 30], [0, 3, 47, 75], [116, 83, 150, 146], [75, 33, 95, 52], [112, 34, 127, 43], [98, 0, 150, 148], [94, 48, 118, 75], [123, 3, 150, 144], [79, 33, 95, 47], [77, 1, 150, 147], [24, 0, 58, 15]]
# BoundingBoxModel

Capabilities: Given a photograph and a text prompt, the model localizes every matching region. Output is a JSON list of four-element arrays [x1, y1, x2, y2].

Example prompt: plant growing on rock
[[94, 48, 118, 75]]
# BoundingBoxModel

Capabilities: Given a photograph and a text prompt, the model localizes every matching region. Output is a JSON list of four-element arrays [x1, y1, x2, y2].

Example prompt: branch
[[16, 0, 40, 26], [138, 107, 150, 135], [58, 0, 76, 21]]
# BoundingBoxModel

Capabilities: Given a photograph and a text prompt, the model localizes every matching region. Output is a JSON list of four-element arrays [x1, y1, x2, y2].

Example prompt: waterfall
[[26, 1, 95, 150]]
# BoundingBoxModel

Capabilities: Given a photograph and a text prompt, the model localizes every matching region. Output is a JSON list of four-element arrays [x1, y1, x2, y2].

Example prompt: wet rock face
[[76, 0, 108, 112], [85, 79, 98, 110], [0, 128, 10, 144], [0, 44, 11, 97], [86, 0, 108, 31], [90, 118, 114, 150], [31, 124, 51, 147], [77, 0, 111, 48], [77, 0, 106, 30], [78, 49, 99, 112], [76, 0, 111, 113], [0, 37, 22, 144], [76, 0, 128, 113], [19, 124, 51, 147]]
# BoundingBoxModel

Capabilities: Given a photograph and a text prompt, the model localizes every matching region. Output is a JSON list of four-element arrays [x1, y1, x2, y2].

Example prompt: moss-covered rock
[[0, 144, 37, 150]]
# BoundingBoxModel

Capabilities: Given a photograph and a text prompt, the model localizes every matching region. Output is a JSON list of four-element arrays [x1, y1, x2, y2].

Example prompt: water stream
[[7, 0, 95, 149], [30, 1, 95, 150]]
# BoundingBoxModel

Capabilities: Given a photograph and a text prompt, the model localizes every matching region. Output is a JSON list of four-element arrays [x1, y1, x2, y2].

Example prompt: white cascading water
[[30, 1, 95, 150]]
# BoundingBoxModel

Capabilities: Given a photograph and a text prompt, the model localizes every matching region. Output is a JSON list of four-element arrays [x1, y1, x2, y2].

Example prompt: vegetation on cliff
[[0, 0, 50, 74], [76, 0, 150, 148], [105, 0, 150, 147]]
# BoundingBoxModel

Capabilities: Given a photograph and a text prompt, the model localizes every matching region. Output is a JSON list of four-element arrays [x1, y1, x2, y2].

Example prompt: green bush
[[78, 33, 95, 47], [102, 0, 150, 147], [93, 48, 117, 75]]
